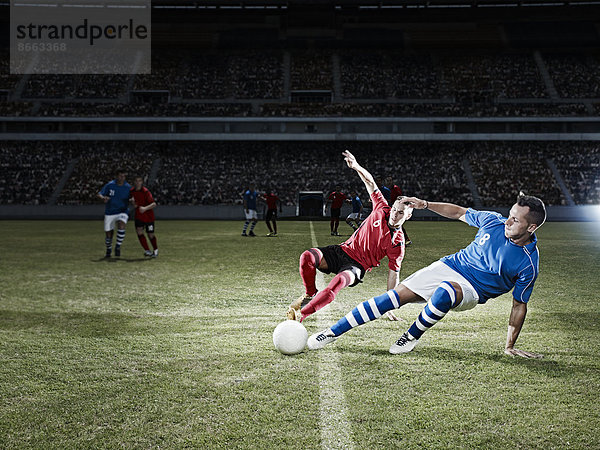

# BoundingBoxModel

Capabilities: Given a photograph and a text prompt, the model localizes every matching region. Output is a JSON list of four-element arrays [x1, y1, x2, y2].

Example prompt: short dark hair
[[115, 168, 126, 175], [517, 193, 546, 226], [134, 175, 144, 181]]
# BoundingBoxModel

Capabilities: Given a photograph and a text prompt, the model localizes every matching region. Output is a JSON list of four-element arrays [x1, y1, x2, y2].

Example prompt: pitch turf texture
[[1, 220, 599, 449]]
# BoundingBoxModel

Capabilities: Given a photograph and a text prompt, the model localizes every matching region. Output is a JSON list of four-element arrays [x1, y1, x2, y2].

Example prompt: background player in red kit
[[386, 176, 411, 245], [287, 151, 413, 322], [130, 176, 158, 258], [261, 188, 282, 236], [326, 186, 347, 236]]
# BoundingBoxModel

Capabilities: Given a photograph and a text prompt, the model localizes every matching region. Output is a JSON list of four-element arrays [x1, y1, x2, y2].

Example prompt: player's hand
[[504, 348, 543, 359], [139, 206, 147, 213], [385, 311, 399, 321], [102, 196, 109, 203], [402, 196, 427, 209], [342, 150, 358, 169]]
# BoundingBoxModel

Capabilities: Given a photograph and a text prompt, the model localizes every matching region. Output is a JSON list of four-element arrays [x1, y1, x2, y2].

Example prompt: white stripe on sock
[[427, 300, 445, 318], [367, 298, 381, 318], [387, 290, 400, 309], [357, 303, 369, 323], [345, 312, 358, 328]]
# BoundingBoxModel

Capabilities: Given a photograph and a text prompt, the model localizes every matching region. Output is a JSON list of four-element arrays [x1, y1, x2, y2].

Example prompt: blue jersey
[[380, 185, 391, 204], [99, 180, 132, 215], [441, 208, 539, 304], [351, 195, 362, 213], [244, 190, 258, 210]]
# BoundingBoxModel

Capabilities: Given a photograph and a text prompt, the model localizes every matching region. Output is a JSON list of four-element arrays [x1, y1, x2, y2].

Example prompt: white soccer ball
[[273, 320, 308, 355]]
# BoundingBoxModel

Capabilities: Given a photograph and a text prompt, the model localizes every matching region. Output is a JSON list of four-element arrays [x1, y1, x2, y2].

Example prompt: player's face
[[389, 199, 412, 228], [134, 178, 143, 190], [505, 204, 537, 240], [116, 172, 126, 184]]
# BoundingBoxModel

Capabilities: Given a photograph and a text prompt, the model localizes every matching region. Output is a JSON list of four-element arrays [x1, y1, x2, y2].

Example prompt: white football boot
[[307, 329, 337, 350], [389, 332, 418, 354]]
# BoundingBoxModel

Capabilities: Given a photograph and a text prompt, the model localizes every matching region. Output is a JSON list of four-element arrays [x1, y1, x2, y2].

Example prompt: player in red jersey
[[386, 176, 411, 245], [287, 151, 414, 322], [326, 186, 347, 236], [130, 176, 158, 258], [261, 188, 282, 236]]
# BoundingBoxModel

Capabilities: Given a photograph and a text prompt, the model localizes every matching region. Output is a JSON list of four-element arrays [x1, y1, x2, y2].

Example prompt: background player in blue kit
[[308, 193, 546, 359], [242, 184, 259, 237], [97, 169, 131, 258], [345, 190, 363, 231]]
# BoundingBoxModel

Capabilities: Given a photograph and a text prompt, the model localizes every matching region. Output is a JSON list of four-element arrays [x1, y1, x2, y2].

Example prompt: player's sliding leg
[[300, 270, 355, 321], [287, 248, 322, 320], [389, 282, 462, 354], [301, 270, 354, 319], [307, 285, 424, 350], [307, 289, 401, 349]]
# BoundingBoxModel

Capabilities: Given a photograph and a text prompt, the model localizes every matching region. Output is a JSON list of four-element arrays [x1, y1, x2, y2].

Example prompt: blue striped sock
[[105, 237, 112, 251], [243, 220, 250, 232], [249, 221, 257, 231], [330, 290, 400, 336], [407, 282, 457, 340], [116, 229, 126, 247]]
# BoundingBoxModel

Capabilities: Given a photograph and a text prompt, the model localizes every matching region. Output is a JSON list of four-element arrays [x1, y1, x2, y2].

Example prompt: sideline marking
[[310, 221, 354, 450]]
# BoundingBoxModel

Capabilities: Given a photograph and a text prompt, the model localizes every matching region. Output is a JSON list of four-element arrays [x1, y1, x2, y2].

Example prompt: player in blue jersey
[[97, 169, 131, 258], [242, 184, 259, 237], [308, 193, 546, 359], [345, 190, 363, 231]]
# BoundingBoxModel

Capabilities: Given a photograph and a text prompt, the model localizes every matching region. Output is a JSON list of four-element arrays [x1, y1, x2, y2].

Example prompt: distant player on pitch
[[345, 190, 363, 231], [262, 188, 282, 236], [98, 169, 131, 258], [130, 176, 158, 258], [326, 186, 347, 236], [307, 193, 545, 359], [287, 151, 413, 322], [242, 184, 259, 237]]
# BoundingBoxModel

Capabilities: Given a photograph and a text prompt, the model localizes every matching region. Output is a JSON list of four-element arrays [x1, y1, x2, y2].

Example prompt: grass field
[[1, 219, 599, 449]]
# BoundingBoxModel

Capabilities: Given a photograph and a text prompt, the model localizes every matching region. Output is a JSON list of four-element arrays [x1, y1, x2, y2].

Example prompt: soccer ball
[[273, 320, 308, 355]]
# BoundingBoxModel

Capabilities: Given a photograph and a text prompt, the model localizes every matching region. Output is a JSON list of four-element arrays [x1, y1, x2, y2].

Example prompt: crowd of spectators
[[151, 142, 473, 206], [57, 143, 156, 205], [551, 142, 600, 204], [290, 51, 332, 90], [437, 54, 547, 99], [544, 54, 600, 98], [1, 141, 598, 207], [469, 142, 565, 206], [340, 51, 441, 99], [133, 50, 284, 99], [23, 75, 129, 99], [36, 102, 253, 117], [0, 143, 73, 204]]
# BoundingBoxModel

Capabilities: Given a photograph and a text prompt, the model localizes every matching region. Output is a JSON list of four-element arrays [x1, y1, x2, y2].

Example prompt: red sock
[[150, 236, 158, 250], [137, 234, 149, 251], [299, 249, 320, 297], [301, 270, 353, 320]]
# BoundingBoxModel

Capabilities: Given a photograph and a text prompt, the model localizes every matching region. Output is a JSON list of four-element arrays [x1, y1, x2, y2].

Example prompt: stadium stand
[[544, 54, 600, 99], [0, 142, 73, 205]]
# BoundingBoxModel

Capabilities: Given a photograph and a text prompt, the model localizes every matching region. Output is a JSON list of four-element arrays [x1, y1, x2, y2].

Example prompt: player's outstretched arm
[[342, 150, 377, 195], [403, 197, 468, 222], [504, 298, 543, 359]]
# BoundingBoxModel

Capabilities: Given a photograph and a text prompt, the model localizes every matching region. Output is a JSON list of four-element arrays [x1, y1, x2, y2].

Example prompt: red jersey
[[390, 185, 403, 203], [328, 191, 347, 209], [340, 190, 405, 272], [264, 193, 279, 210], [130, 186, 155, 222]]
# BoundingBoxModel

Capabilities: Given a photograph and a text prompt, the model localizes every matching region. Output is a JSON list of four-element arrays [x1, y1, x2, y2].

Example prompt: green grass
[[0, 220, 599, 448]]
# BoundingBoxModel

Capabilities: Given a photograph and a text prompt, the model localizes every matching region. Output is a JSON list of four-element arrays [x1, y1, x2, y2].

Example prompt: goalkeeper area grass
[[1, 220, 599, 448]]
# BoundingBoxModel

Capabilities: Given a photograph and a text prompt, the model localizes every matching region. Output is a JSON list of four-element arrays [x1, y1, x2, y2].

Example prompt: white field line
[[309, 221, 355, 450]]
